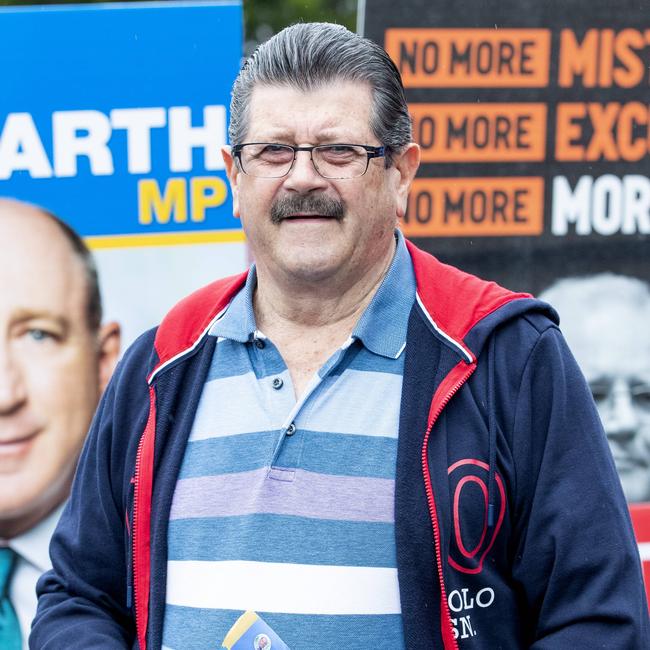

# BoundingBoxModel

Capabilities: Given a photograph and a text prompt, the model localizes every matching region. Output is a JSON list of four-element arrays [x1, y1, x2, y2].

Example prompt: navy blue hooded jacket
[[31, 241, 649, 649]]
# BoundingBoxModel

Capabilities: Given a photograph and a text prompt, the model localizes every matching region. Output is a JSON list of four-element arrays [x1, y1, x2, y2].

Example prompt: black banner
[[363, 0, 649, 292]]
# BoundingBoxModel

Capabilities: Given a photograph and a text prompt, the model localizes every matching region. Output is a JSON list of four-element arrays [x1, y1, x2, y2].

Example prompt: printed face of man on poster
[[0, 199, 120, 638], [541, 274, 650, 502]]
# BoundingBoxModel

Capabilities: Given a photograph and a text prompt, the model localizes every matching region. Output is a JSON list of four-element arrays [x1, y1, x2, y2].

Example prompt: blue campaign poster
[[0, 1, 247, 346], [0, 0, 243, 247]]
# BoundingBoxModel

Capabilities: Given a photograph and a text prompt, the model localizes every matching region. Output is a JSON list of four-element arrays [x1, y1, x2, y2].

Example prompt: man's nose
[[603, 380, 639, 441], [282, 150, 329, 193], [0, 345, 27, 414]]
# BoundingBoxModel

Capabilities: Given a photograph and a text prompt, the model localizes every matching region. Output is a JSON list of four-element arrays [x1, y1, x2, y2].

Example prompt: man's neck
[[0, 492, 68, 541], [252, 239, 396, 397], [253, 237, 395, 333]]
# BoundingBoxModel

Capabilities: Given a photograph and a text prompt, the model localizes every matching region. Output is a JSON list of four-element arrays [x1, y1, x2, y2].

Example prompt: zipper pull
[[487, 503, 495, 527]]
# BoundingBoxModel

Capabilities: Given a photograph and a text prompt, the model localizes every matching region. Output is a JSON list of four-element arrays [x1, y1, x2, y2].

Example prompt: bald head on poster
[[541, 274, 650, 503], [0, 198, 120, 639]]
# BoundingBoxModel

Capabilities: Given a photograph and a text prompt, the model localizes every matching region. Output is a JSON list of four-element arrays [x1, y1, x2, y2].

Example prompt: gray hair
[[229, 22, 412, 165]]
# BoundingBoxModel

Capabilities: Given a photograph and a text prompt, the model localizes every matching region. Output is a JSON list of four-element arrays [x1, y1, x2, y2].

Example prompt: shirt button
[[286, 423, 296, 436], [272, 377, 283, 390], [254, 338, 265, 349]]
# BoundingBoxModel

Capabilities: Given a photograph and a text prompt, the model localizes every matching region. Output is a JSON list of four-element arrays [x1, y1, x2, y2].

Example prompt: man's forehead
[[0, 205, 89, 321], [248, 78, 371, 99], [248, 80, 372, 121], [548, 284, 650, 378], [550, 281, 650, 335], [245, 81, 373, 137], [568, 307, 650, 380], [0, 197, 45, 222], [0, 204, 78, 259]]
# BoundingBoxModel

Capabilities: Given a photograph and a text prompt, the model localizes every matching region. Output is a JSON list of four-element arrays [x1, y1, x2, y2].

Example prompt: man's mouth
[[0, 430, 39, 457], [281, 214, 336, 221], [0, 421, 42, 448]]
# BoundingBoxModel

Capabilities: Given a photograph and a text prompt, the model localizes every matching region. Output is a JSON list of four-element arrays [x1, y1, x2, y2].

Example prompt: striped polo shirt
[[163, 231, 416, 649]]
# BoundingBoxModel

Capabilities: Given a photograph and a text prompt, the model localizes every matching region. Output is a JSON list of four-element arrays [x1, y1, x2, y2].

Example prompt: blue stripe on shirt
[[167, 514, 397, 566], [178, 431, 398, 479], [163, 606, 405, 650]]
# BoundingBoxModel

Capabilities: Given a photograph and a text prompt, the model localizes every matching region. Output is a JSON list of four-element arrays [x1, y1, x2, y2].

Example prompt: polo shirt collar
[[350, 230, 415, 359], [209, 265, 258, 342]]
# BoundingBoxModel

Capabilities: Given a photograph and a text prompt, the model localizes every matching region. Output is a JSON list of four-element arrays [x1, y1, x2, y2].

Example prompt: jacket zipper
[[132, 421, 147, 649], [132, 385, 157, 650], [132, 333, 213, 649], [126, 478, 135, 609], [421, 363, 475, 650]]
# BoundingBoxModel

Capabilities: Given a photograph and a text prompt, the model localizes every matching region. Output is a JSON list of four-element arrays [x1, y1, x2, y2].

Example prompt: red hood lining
[[149, 271, 248, 382], [406, 240, 531, 350]]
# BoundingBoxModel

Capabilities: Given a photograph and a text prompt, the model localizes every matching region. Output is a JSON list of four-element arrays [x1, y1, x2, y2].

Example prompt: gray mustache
[[270, 194, 345, 224]]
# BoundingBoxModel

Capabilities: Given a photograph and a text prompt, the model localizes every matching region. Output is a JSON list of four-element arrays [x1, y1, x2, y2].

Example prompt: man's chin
[[282, 260, 342, 284]]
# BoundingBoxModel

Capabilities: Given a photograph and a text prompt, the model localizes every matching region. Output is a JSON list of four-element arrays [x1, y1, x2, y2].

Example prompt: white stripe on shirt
[[166, 560, 402, 615]]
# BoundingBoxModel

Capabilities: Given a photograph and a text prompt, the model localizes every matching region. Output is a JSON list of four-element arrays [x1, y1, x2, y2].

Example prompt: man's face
[[223, 81, 419, 290], [0, 204, 113, 538], [559, 293, 650, 502]]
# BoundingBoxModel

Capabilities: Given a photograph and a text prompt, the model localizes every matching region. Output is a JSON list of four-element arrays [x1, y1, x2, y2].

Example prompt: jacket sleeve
[[30, 331, 155, 649], [509, 325, 649, 648]]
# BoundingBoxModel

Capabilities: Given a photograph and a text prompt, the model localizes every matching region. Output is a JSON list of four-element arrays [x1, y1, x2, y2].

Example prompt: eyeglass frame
[[231, 142, 387, 179]]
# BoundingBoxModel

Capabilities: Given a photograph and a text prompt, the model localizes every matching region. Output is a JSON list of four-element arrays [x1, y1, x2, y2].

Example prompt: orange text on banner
[[385, 29, 550, 88], [556, 102, 650, 161], [411, 103, 547, 162], [558, 29, 650, 88], [402, 177, 544, 237]]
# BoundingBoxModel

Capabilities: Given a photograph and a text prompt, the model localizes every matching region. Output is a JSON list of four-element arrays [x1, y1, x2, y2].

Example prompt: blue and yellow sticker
[[221, 611, 290, 650]]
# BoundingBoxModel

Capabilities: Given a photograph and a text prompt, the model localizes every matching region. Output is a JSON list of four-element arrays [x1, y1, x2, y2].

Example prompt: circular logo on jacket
[[447, 458, 506, 574], [254, 633, 271, 650]]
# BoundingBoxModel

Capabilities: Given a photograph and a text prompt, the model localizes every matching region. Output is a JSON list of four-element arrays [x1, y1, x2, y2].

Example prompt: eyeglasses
[[590, 379, 650, 413], [232, 143, 386, 179]]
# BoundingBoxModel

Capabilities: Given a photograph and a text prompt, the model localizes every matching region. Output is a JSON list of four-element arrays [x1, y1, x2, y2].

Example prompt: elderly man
[[32, 23, 648, 649], [0, 199, 120, 649], [540, 274, 650, 503]]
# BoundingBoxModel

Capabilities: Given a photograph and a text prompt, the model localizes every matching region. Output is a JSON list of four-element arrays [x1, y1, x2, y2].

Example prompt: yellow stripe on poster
[[85, 229, 246, 250]]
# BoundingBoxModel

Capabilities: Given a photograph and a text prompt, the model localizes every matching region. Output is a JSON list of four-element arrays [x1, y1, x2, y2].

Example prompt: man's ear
[[222, 146, 241, 218], [97, 322, 121, 395], [392, 142, 421, 219]]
